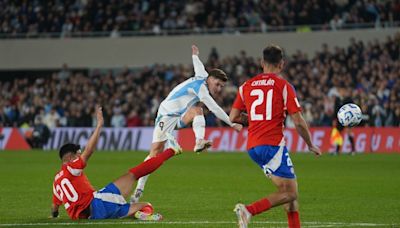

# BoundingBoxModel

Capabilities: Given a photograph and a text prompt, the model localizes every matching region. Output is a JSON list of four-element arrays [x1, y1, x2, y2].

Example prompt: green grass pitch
[[0, 150, 399, 227]]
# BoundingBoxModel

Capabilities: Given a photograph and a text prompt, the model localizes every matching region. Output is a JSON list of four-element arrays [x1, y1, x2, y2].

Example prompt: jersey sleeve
[[284, 82, 302, 114], [66, 156, 86, 176], [198, 84, 233, 126], [192, 55, 208, 78], [232, 84, 246, 111]]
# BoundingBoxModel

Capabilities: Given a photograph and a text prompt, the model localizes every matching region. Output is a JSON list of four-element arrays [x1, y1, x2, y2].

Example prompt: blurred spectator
[[0, 108, 10, 126], [43, 108, 60, 129], [111, 109, 126, 127], [28, 117, 51, 148], [330, 14, 344, 30], [58, 63, 71, 80], [126, 110, 143, 127], [0, 0, 398, 37]]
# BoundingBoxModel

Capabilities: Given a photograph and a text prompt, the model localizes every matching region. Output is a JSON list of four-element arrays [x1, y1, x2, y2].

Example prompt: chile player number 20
[[55, 178, 79, 208]]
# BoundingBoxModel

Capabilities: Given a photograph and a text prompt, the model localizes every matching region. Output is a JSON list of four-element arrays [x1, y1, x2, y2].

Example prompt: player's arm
[[80, 106, 104, 163], [192, 45, 209, 78], [290, 112, 321, 156], [230, 85, 248, 125], [229, 109, 248, 125], [285, 82, 320, 155], [229, 108, 242, 123], [50, 203, 60, 218], [50, 186, 62, 218], [199, 85, 242, 131]]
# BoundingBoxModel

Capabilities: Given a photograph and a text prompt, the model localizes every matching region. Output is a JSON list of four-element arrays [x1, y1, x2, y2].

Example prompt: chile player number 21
[[250, 89, 273, 121]]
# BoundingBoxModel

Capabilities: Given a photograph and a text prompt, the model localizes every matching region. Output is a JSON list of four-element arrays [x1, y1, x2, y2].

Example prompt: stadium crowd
[[1, 0, 399, 36], [0, 33, 399, 129]]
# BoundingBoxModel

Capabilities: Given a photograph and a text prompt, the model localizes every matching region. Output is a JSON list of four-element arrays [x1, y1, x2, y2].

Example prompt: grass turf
[[0, 150, 399, 227]]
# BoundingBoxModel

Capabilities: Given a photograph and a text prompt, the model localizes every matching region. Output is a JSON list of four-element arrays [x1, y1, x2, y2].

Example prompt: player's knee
[[279, 189, 298, 202], [287, 191, 298, 202]]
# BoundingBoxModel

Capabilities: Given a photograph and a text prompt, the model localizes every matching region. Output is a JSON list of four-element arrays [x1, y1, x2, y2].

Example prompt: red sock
[[287, 211, 301, 228], [245, 198, 272, 216], [129, 148, 175, 179]]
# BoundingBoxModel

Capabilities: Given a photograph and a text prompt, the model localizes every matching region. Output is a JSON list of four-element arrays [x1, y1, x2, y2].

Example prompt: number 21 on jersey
[[250, 89, 273, 121]]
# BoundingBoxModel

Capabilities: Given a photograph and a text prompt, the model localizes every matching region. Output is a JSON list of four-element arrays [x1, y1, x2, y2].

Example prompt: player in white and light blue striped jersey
[[131, 45, 243, 203]]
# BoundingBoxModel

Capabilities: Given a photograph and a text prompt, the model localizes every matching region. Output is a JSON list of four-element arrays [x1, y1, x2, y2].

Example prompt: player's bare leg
[[182, 106, 212, 152], [268, 176, 298, 206], [267, 176, 300, 228], [235, 176, 299, 228], [149, 141, 167, 157]]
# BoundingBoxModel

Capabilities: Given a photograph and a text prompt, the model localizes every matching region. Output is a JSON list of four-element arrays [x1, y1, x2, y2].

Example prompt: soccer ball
[[337, 103, 362, 127]]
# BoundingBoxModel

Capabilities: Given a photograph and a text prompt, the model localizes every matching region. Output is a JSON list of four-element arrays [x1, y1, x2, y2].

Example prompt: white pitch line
[[0, 221, 397, 227]]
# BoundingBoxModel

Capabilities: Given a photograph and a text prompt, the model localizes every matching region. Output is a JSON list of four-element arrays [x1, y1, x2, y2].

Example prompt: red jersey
[[232, 73, 302, 150], [52, 156, 95, 219]]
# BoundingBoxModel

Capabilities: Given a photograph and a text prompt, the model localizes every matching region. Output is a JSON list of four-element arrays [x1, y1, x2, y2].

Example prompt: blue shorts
[[90, 183, 131, 219], [248, 145, 296, 179]]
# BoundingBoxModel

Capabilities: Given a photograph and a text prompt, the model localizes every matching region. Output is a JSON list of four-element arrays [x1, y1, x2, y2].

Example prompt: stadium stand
[[0, 33, 399, 128], [0, 0, 399, 37]]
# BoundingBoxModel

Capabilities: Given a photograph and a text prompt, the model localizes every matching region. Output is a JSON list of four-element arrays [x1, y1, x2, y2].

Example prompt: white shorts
[[152, 115, 187, 143]]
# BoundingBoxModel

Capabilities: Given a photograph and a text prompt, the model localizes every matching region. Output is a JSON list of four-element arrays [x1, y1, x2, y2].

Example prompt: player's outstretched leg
[[131, 134, 182, 203], [131, 154, 154, 203], [114, 138, 182, 199]]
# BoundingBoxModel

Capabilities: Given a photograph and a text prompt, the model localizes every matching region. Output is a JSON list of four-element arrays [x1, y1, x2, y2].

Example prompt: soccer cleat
[[194, 139, 212, 153], [134, 211, 163, 221], [234, 203, 252, 228], [166, 133, 182, 155], [130, 188, 143, 204]]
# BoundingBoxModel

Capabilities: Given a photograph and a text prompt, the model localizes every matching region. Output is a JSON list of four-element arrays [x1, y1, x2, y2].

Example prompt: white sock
[[134, 155, 152, 192], [192, 115, 206, 140]]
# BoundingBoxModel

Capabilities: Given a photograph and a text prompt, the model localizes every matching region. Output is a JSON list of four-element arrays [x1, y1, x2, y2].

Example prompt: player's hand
[[49, 210, 59, 219], [192, 44, 199, 56], [96, 106, 104, 127], [309, 145, 321, 156], [240, 112, 248, 124], [232, 123, 243, 132]]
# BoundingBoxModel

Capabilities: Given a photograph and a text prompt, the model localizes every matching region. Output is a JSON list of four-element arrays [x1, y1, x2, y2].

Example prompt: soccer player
[[131, 45, 243, 203], [229, 45, 321, 228], [51, 107, 182, 220]]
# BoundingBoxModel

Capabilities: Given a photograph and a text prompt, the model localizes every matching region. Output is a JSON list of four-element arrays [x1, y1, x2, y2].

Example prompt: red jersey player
[[230, 45, 321, 228], [51, 106, 182, 220]]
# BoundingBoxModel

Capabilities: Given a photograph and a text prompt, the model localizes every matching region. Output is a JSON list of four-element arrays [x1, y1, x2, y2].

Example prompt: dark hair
[[263, 44, 284, 66], [208, 68, 228, 82], [59, 143, 80, 159]]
